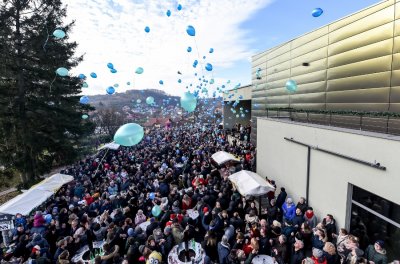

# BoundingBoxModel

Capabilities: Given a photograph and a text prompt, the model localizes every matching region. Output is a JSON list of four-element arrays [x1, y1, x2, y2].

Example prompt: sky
[[64, 0, 381, 96]]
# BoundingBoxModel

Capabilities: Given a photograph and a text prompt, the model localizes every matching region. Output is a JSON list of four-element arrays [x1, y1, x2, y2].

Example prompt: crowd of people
[[0, 122, 394, 264]]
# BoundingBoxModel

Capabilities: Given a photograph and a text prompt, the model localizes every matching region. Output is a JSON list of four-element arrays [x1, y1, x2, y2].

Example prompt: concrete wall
[[257, 117, 400, 229], [223, 100, 252, 130]]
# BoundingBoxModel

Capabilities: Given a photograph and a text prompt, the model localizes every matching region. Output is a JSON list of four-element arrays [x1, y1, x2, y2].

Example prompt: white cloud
[[64, 0, 273, 96]]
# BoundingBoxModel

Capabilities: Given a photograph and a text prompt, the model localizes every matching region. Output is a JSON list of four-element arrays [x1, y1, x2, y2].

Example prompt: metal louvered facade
[[251, 0, 400, 144]]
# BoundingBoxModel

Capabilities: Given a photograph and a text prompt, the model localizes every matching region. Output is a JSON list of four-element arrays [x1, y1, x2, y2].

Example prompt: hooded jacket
[[365, 245, 387, 264]]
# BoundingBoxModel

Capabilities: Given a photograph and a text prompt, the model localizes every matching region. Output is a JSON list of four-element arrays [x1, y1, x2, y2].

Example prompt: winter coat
[[365, 245, 387, 264], [282, 203, 296, 221], [33, 214, 46, 227], [217, 242, 230, 264], [290, 249, 305, 264]]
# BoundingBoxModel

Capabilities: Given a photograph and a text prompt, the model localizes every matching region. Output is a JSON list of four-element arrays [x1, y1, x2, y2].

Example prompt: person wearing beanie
[[365, 240, 387, 264], [304, 208, 318, 229]]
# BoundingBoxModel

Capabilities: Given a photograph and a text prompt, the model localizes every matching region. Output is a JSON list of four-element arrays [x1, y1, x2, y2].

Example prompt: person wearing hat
[[365, 240, 387, 264]]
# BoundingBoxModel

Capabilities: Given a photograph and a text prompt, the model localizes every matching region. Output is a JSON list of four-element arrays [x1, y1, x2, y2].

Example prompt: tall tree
[[0, 0, 95, 186]]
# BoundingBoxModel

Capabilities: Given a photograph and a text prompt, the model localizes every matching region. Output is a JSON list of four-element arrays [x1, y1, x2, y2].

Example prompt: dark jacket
[[291, 248, 305, 264], [217, 242, 230, 264], [365, 245, 387, 264]]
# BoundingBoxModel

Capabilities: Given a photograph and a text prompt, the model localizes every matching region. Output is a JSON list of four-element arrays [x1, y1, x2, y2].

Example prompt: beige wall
[[256, 117, 400, 229]]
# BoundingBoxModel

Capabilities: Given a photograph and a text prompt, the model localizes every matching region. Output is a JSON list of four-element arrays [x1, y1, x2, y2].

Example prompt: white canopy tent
[[98, 142, 120, 151], [211, 151, 239, 165], [229, 170, 275, 197], [0, 173, 73, 216]]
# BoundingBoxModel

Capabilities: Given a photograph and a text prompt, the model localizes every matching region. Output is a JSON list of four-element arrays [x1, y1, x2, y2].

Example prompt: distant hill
[[89, 89, 180, 109]]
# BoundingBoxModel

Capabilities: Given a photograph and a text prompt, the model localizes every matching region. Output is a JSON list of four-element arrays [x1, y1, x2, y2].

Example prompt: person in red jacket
[[84, 193, 94, 206], [181, 194, 192, 210], [311, 248, 327, 264]]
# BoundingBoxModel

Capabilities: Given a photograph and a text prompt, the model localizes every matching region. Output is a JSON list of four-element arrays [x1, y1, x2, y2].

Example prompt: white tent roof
[[211, 151, 239, 165], [98, 142, 120, 150], [229, 170, 275, 197], [0, 173, 73, 216]]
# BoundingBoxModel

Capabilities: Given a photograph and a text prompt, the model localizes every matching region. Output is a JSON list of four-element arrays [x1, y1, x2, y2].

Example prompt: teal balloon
[[180, 92, 197, 113], [106, 86, 115, 95], [205, 63, 213, 71], [82, 82, 88, 88], [114, 83, 119, 87], [56, 67, 68, 77], [127, 82, 131, 85], [135, 67, 144, 74], [82, 114, 89, 119], [209, 48, 214, 53], [210, 79, 214, 84], [113, 123, 144, 147], [178, 79, 182, 83], [152, 205, 161, 217], [80, 96, 89, 104], [186, 25, 196, 36], [166, 10, 171, 17], [146, 96, 154, 105], [144, 26, 150, 33], [187, 46, 192, 52], [159, 80, 164, 85], [286, 80, 298, 92], [53, 29, 65, 39], [136, 99, 141, 104]]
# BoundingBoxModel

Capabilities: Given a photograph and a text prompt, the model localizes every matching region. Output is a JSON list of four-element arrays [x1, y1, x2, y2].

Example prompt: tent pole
[[258, 196, 261, 216]]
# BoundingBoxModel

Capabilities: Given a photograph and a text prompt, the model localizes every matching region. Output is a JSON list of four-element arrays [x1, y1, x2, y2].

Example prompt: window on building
[[350, 185, 400, 262]]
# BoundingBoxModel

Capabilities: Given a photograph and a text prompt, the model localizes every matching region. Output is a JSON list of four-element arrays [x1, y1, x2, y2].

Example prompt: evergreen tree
[[0, 0, 95, 186]]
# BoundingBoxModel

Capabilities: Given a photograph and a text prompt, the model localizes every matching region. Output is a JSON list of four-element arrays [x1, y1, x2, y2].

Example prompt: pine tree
[[0, 0, 95, 186]]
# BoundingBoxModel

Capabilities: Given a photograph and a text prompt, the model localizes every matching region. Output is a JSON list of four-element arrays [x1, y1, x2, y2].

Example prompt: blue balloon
[[177, 4, 182, 10], [80, 96, 90, 104], [159, 80, 164, 85], [209, 48, 214, 53], [44, 214, 52, 223], [146, 96, 154, 105], [78, 74, 86, 79], [312, 8, 323, 17], [205, 63, 213, 71], [136, 99, 141, 104], [114, 123, 144, 147], [178, 79, 182, 83], [187, 46, 192, 52], [82, 114, 89, 119], [106, 87, 115, 95], [107, 63, 114, 69], [193, 60, 198, 65], [110, 68, 117, 73], [286, 80, 298, 92], [186, 25, 196, 36], [90, 72, 97, 78], [144, 26, 150, 33], [127, 82, 131, 85], [166, 10, 171, 17], [203, 56, 206, 59], [53, 29, 65, 39], [56, 67, 68, 77], [149, 192, 155, 200], [180, 92, 197, 113], [135, 67, 144, 74]]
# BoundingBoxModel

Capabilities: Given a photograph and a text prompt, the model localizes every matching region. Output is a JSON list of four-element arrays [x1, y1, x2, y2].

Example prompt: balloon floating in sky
[[159, 80, 164, 85], [209, 48, 214, 53], [187, 46, 192, 52], [205, 63, 213, 71], [177, 4, 182, 11], [146, 96, 155, 105], [82, 82, 88, 88], [186, 25, 196, 36], [166, 10, 171, 17], [82, 114, 89, 119], [312, 8, 323, 17], [144, 26, 150, 33], [113, 83, 119, 88], [127, 82, 131, 85], [286, 80, 298, 92], [210, 79, 214, 84], [181, 92, 197, 113], [80, 96, 89, 104], [114, 123, 144, 147], [106, 86, 115, 95], [90, 72, 97, 78], [53, 29, 66, 39], [78, 74, 86, 79], [107, 63, 114, 69], [135, 67, 144, 74], [110, 68, 117, 73], [56, 67, 68, 77], [178, 79, 182, 83]]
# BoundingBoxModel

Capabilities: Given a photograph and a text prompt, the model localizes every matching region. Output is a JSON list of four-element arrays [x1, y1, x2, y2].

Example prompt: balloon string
[[43, 22, 50, 52], [193, 38, 205, 78], [49, 75, 56, 92]]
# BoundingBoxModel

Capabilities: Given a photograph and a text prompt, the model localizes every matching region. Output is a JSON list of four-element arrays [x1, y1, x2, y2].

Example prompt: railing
[[264, 108, 400, 136]]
